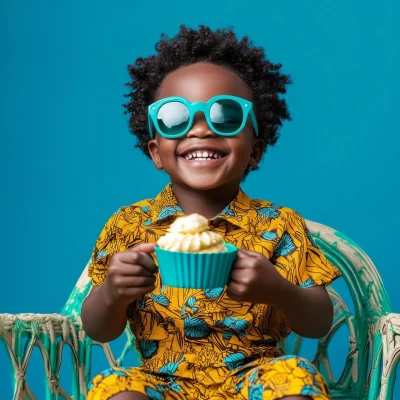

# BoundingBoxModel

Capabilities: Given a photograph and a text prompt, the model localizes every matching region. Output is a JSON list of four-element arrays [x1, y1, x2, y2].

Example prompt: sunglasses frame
[[148, 95, 259, 139]]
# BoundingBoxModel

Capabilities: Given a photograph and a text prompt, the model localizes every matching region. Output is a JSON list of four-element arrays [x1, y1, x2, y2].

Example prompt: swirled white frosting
[[157, 214, 227, 253]]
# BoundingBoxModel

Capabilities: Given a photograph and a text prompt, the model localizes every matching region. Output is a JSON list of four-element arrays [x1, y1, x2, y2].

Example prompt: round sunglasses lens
[[210, 100, 243, 134], [157, 101, 190, 136]]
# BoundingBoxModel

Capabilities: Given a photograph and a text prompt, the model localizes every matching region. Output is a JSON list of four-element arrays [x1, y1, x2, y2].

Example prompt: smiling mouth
[[180, 150, 228, 161]]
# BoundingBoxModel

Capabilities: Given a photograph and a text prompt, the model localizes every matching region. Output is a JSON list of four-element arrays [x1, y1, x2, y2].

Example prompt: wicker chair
[[1, 221, 399, 399]]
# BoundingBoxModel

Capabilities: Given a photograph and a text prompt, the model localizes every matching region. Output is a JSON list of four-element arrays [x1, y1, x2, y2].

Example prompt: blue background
[[1, 0, 399, 397]]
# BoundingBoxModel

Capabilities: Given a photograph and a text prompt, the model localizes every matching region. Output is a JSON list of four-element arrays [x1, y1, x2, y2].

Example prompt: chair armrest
[[0, 313, 86, 400], [376, 313, 400, 400]]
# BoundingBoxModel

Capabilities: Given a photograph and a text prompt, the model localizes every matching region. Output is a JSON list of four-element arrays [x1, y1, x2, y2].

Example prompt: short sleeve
[[88, 211, 128, 286], [272, 210, 341, 288]]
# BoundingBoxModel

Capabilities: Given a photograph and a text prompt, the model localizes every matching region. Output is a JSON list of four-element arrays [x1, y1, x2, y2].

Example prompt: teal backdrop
[[1, 0, 399, 397]]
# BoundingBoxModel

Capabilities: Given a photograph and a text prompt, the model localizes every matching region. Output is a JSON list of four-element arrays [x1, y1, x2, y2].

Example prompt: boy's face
[[148, 62, 264, 191]]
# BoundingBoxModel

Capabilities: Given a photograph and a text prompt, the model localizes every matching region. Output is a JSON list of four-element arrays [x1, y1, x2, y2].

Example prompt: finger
[[229, 268, 244, 283], [237, 249, 259, 258], [120, 276, 156, 287], [131, 252, 158, 273], [226, 281, 243, 301], [129, 243, 156, 254], [121, 284, 156, 298], [111, 263, 155, 277], [117, 252, 158, 273], [231, 257, 255, 269], [134, 285, 156, 296]]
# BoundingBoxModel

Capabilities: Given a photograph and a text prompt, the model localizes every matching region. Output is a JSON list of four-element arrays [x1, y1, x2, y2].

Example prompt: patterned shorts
[[87, 355, 331, 400]]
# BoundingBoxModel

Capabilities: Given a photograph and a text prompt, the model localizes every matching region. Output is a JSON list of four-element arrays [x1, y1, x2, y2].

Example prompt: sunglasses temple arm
[[148, 115, 154, 139], [249, 110, 259, 137]]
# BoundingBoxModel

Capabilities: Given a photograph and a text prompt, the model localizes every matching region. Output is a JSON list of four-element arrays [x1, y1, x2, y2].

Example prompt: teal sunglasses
[[148, 95, 259, 139]]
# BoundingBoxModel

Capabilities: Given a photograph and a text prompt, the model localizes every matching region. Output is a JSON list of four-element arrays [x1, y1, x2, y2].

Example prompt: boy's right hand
[[102, 243, 157, 306]]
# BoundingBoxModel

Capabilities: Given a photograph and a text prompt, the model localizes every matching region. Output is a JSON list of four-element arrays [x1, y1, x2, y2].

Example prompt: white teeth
[[183, 150, 225, 160]]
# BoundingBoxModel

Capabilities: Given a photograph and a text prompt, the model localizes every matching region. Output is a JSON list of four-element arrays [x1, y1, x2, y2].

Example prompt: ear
[[248, 138, 265, 168], [148, 139, 164, 170]]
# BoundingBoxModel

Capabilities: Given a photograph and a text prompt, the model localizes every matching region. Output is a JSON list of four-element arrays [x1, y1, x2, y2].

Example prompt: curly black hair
[[124, 25, 291, 174]]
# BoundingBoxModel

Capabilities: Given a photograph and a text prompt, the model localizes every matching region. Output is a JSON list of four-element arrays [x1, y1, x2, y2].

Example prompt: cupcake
[[155, 214, 238, 288]]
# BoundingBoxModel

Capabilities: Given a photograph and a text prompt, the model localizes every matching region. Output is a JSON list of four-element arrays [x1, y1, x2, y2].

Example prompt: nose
[[186, 112, 217, 139]]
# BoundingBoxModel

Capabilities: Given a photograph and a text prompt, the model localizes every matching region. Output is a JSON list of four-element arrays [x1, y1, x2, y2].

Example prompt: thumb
[[129, 243, 156, 254], [237, 249, 258, 258]]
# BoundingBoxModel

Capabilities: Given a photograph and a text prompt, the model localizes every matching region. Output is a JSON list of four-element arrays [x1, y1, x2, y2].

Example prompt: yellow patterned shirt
[[88, 184, 341, 382]]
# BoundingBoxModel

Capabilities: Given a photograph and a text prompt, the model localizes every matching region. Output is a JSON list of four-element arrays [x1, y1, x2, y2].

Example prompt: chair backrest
[[296, 220, 391, 399], [61, 220, 392, 399]]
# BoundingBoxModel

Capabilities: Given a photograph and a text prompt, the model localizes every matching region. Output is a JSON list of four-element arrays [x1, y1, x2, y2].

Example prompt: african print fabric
[[87, 184, 340, 399]]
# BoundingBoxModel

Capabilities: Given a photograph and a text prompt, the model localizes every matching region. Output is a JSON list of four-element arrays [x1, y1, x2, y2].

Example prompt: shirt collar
[[151, 184, 251, 232]]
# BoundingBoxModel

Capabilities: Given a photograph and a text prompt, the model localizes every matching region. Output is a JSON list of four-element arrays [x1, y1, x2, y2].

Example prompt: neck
[[171, 181, 240, 219]]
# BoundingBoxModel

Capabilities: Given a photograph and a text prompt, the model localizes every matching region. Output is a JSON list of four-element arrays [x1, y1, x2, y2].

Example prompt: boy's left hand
[[226, 249, 286, 305]]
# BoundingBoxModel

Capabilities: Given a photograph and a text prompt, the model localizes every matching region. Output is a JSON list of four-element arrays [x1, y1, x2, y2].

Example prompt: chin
[[180, 175, 227, 191], [183, 173, 241, 192], [186, 181, 223, 191]]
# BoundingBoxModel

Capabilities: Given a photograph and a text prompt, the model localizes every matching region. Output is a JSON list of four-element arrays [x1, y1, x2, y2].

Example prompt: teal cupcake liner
[[154, 244, 238, 289]]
